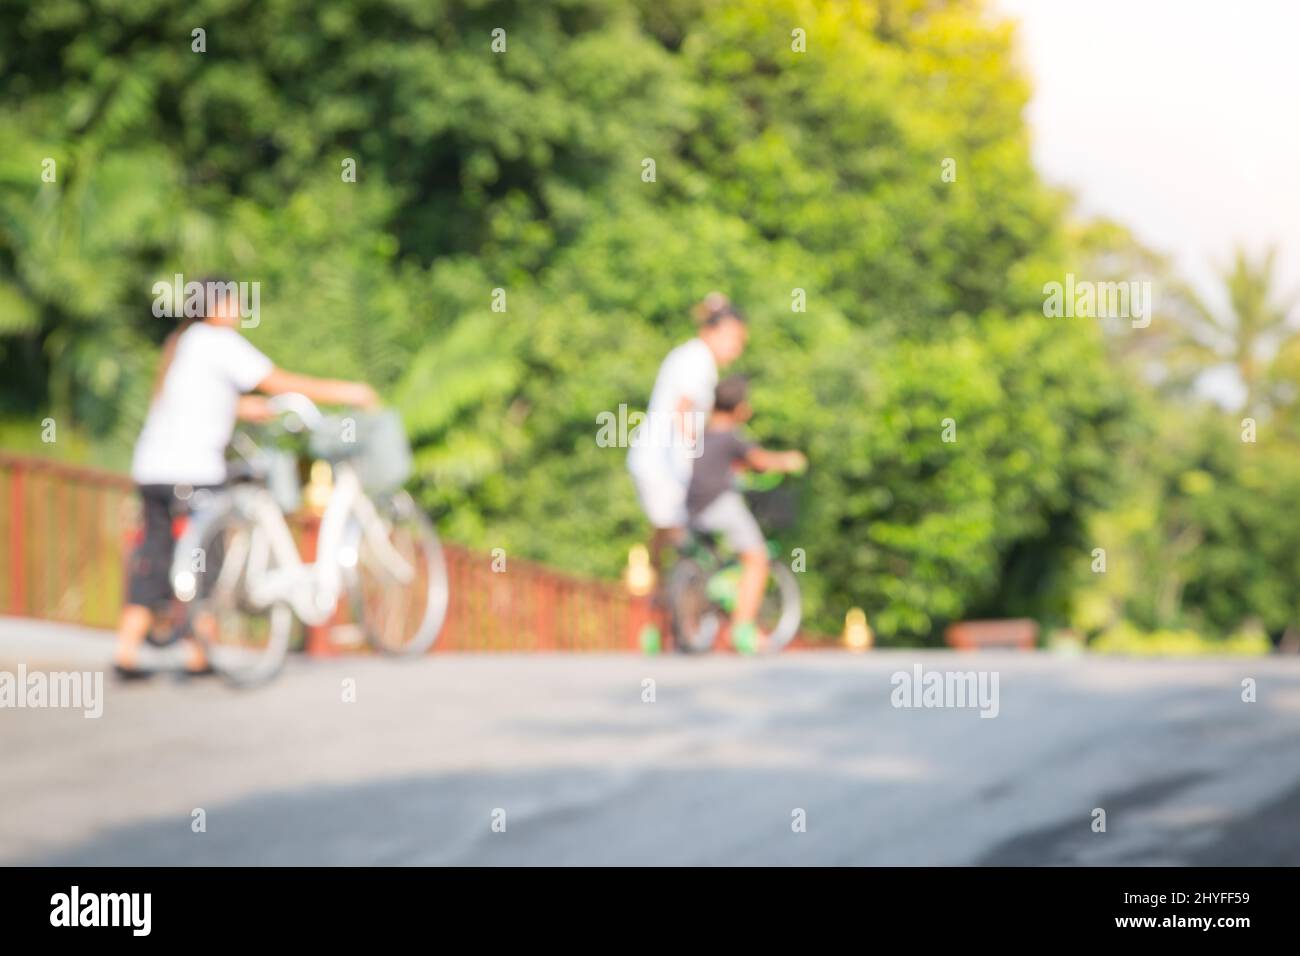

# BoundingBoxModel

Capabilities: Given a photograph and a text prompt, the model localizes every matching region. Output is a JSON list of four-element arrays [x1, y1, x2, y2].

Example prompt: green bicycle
[[666, 471, 803, 654]]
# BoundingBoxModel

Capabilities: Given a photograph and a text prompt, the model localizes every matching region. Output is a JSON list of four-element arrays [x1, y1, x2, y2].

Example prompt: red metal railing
[[439, 545, 634, 652], [0, 452, 134, 628], [0, 451, 641, 652]]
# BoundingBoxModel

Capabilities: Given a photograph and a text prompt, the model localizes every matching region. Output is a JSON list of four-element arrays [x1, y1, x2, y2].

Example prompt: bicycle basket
[[309, 409, 412, 494], [744, 484, 799, 531]]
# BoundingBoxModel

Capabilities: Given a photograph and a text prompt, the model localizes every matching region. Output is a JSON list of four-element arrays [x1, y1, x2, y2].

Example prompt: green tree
[[1179, 246, 1298, 417]]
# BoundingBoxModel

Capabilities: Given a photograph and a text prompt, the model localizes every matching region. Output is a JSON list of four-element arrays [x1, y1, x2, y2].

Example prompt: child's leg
[[694, 492, 768, 650], [180, 636, 211, 672], [113, 604, 153, 669], [115, 485, 172, 670], [649, 526, 685, 578], [180, 485, 223, 672], [734, 548, 770, 625]]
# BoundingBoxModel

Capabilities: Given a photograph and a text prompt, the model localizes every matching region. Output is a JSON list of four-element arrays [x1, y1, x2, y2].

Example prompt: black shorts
[[125, 484, 221, 607]]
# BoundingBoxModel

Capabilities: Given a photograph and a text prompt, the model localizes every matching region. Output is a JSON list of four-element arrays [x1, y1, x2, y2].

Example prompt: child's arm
[[255, 368, 380, 409], [236, 395, 276, 423], [743, 447, 807, 473]]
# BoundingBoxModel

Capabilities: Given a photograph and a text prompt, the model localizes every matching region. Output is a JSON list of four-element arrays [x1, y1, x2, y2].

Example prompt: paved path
[[3, 618, 1299, 865]]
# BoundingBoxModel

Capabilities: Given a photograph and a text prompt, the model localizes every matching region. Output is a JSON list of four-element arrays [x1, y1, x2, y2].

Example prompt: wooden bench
[[944, 618, 1038, 651]]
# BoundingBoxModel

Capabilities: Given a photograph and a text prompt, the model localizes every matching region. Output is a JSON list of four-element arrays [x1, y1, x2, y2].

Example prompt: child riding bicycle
[[686, 376, 805, 654]]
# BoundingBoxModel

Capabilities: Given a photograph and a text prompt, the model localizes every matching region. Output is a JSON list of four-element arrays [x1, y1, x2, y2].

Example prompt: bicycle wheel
[[756, 560, 802, 653], [177, 492, 294, 688], [349, 490, 448, 656], [667, 556, 723, 654]]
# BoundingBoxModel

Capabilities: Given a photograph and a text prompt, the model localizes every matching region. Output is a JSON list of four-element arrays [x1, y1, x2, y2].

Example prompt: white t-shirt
[[627, 338, 718, 484], [131, 323, 274, 486]]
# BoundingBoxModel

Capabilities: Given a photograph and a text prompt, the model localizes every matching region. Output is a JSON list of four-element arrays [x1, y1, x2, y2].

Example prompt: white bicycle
[[170, 394, 448, 687]]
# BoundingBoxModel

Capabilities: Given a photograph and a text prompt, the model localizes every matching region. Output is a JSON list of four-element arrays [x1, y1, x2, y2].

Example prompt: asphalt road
[[3, 619, 1300, 865]]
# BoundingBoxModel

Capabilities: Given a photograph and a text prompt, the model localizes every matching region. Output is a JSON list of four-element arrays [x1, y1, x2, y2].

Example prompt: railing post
[[534, 573, 556, 651], [9, 463, 25, 617]]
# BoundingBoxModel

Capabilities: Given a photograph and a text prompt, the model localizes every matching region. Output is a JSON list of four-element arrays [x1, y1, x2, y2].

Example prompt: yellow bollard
[[845, 607, 873, 651], [623, 544, 656, 597]]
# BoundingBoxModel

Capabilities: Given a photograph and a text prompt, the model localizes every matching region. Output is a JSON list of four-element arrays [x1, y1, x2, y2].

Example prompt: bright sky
[[994, 0, 1300, 317]]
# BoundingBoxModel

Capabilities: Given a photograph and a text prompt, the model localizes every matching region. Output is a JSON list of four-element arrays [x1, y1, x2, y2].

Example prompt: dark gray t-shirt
[[687, 428, 754, 517]]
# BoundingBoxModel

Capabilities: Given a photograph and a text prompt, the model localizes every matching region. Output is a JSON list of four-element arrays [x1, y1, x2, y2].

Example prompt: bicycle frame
[[680, 529, 783, 570], [239, 461, 416, 626], [173, 394, 418, 629]]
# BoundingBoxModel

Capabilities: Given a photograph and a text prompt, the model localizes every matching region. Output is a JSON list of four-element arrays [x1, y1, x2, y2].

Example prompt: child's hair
[[714, 375, 749, 412], [692, 291, 745, 328]]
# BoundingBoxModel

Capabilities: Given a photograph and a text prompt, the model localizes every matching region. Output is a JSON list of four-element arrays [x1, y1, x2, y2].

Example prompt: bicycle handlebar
[[267, 393, 324, 433], [228, 393, 323, 476], [738, 465, 806, 493]]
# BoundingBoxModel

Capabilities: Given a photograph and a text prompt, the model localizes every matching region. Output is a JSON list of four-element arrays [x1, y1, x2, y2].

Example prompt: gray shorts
[[691, 491, 765, 555]]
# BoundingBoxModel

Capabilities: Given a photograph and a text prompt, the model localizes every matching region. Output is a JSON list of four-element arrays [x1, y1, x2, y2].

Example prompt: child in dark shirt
[[686, 376, 805, 653]]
